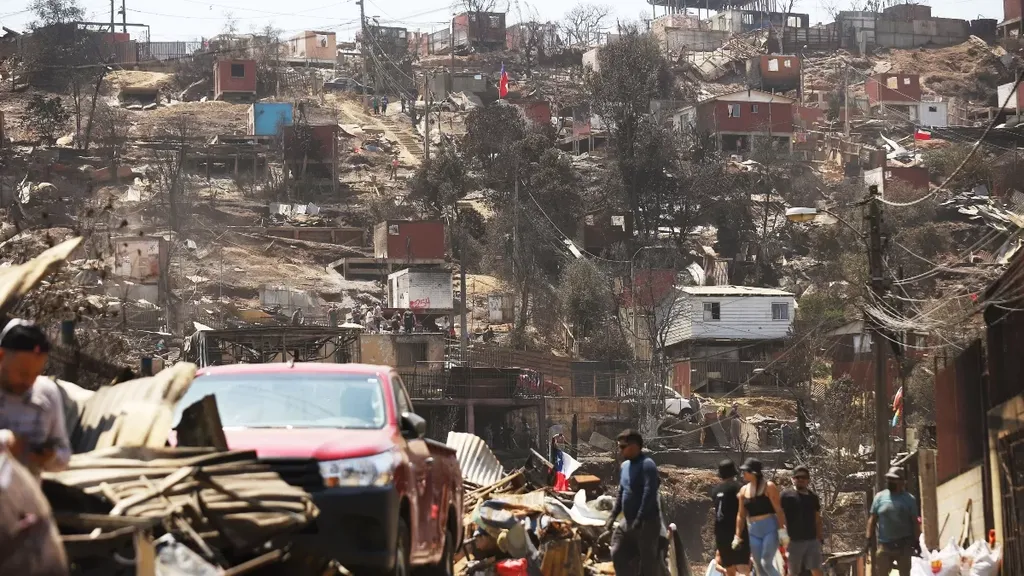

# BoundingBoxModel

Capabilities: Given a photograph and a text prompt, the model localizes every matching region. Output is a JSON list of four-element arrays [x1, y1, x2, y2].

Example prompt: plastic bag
[[496, 558, 528, 576], [911, 538, 961, 576], [704, 560, 724, 576], [960, 540, 1001, 576]]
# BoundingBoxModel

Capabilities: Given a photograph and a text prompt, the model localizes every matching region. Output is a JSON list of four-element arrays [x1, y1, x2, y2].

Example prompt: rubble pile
[[449, 433, 690, 576]]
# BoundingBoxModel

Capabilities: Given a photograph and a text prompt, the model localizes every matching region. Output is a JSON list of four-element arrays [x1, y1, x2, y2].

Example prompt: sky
[[0, 0, 1004, 41]]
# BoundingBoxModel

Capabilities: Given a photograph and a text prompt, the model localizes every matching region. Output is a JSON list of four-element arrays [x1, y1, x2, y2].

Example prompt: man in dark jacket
[[606, 429, 666, 576]]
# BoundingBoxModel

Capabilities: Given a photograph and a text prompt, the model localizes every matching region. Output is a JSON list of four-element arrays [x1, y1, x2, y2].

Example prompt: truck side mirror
[[401, 412, 427, 439]]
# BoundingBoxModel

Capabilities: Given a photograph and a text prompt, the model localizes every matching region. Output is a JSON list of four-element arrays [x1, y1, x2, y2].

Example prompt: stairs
[[379, 116, 423, 161]]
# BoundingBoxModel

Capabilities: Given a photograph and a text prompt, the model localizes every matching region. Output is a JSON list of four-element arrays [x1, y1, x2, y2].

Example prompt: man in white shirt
[[0, 320, 71, 478]]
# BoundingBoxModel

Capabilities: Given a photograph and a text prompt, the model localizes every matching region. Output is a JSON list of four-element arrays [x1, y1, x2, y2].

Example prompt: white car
[[663, 386, 697, 419]]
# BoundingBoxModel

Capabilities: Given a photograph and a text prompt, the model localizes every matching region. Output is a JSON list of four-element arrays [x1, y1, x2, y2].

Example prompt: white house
[[659, 285, 796, 358]]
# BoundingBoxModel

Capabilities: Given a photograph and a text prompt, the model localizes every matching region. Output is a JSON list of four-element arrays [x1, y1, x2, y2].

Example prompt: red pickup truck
[[172, 363, 464, 576]]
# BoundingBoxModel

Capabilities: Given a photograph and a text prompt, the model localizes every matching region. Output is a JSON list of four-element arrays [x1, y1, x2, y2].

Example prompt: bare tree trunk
[[81, 69, 109, 152]]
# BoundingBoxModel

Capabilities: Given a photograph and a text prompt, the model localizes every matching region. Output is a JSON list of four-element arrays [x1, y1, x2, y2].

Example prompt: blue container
[[248, 102, 294, 136]]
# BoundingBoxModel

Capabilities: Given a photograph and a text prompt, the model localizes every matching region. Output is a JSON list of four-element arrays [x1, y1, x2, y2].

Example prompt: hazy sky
[[0, 0, 1003, 41]]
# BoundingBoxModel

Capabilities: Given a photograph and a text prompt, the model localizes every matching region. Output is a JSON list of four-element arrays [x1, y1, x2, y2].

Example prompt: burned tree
[[560, 2, 610, 48]]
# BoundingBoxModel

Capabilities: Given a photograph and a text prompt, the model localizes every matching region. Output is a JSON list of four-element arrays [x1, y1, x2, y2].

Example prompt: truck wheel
[[392, 517, 411, 576]]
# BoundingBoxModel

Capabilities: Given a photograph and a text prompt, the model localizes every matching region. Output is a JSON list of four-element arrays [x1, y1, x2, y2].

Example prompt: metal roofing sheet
[[679, 285, 794, 297], [446, 431, 505, 487], [0, 236, 81, 316]]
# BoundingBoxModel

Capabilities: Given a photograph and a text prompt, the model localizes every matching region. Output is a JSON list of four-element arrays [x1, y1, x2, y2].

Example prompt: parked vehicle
[[172, 363, 463, 576], [324, 76, 372, 93]]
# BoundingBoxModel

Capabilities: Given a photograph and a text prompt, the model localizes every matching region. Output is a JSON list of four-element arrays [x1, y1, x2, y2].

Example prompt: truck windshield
[[172, 373, 388, 429]]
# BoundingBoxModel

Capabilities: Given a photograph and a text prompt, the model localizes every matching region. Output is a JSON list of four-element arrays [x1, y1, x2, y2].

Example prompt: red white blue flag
[[552, 447, 581, 491]]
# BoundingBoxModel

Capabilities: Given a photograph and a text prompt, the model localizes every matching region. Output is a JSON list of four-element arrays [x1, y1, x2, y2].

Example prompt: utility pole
[[358, 0, 367, 99], [451, 15, 457, 79], [865, 183, 889, 498], [423, 72, 431, 162], [121, 0, 127, 33], [460, 227, 468, 361], [110, 0, 116, 33], [843, 62, 851, 137]]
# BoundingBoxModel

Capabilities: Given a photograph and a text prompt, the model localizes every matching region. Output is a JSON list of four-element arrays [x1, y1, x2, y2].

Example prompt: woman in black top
[[711, 459, 750, 575], [735, 458, 789, 576]]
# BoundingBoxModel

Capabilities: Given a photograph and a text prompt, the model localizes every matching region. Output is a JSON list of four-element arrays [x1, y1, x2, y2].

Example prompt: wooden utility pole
[[110, 0, 115, 33], [918, 449, 939, 551], [423, 72, 431, 162], [866, 183, 888, 501], [843, 63, 851, 137], [358, 0, 367, 100]]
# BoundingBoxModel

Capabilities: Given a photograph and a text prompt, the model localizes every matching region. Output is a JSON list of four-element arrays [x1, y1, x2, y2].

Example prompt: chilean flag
[[499, 63, 509, 99], [914, 129, 931, 141], [552, 447, 581, 491]]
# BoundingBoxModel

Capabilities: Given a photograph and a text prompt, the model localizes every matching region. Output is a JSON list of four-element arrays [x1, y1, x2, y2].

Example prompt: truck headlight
[[318, 451, 396, 488]]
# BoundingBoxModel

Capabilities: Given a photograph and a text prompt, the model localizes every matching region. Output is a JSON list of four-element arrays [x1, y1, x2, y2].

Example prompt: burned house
[[284, 30, 336, 64], [746, 55, 801, 93], [362, 25, 414, 91], [708, 9, 809, 34], [673, 89, 796, 153], [452, 11, 506, 51]]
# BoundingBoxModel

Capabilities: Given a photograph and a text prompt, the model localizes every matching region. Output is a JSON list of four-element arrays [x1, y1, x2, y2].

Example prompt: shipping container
[[374, 220, 446, 260], [247, 102, 294, 136], [388, 268, 454, 310], [746, 55, 801, 92]]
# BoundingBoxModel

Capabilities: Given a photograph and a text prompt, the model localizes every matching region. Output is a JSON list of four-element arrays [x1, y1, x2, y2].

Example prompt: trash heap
[[446, 433, 689, 576]]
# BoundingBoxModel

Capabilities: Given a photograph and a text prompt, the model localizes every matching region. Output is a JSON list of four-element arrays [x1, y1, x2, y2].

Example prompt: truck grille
[[264, 458, 324, 493]]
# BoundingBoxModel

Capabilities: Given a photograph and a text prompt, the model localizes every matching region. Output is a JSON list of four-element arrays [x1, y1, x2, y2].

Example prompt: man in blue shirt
[[867, 466, 920, 576], [606, 429, 666, 576]]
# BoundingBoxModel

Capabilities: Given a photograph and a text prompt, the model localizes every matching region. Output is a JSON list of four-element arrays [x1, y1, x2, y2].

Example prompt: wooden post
[[918, 448, 939, 551], [60, 320, 78, 383]]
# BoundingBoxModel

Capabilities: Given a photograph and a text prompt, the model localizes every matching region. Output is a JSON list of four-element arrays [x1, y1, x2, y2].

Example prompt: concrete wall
[[545, 397, 628, 440], [874, 17, 970, 48], [919, 101, 948, 127], [360, 333, 446, 367], [936, 466, 986, 545], [654, 27, 730, 52], [582, 47, 600, 71]]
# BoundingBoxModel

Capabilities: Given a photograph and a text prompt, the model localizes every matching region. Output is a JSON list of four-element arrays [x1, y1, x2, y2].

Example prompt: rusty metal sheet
[[60, 362, 197, 453], [446, 432, 504, 487], [0, 236, 82, 316]]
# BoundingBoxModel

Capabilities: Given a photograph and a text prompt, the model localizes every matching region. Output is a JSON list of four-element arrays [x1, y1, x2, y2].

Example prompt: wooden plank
[[134, 530, 156, 576], [109, 466, 195, 516]]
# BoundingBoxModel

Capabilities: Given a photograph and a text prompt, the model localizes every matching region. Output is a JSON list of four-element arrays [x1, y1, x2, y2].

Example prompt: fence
[[139, 41, 205, 62]]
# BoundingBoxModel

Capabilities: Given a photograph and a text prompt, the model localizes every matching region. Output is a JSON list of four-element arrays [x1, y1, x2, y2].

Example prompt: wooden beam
[[918, 448, 939, 550], [175, 395, 229, 451]]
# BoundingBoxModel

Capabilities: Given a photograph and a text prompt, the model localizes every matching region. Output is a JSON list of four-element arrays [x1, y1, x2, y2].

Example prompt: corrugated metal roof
[[446, 432, 504, 487], [679, 285, 794, 297], [0, 236, 81, 316]]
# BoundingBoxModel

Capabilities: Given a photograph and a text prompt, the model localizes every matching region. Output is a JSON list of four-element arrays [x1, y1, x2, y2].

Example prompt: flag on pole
[[552, 446, 581, 491], [499, 63, 509, 99], [914, 129, 932, 141]]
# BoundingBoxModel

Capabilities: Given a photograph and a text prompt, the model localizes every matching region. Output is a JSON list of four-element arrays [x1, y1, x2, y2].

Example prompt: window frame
[[703, 301, 721, 321], [391, 372, 414, 417], [230, 63, 246, 78], [727, 104, 741, 118], [771, 302, 789, 321], [751, 104, 759, 114]]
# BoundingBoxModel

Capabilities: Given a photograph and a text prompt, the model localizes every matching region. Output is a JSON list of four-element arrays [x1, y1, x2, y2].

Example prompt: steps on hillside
[[379, 116, 423, 159]]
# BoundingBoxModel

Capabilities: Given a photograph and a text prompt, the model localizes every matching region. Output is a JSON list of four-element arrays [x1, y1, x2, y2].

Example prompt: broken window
[[768, 58, 779, 72], [741, 13, 754, 24], [490, 15, 500, 27], [786, 16, 801, 27], [727, 104, 741, 118], [230, 63, 245, 78], [783, 59, 792, 68], [751, 104, 759, 113], [928, 105, 938, 112], [703, 302, 721, 321], [886, 77, 898, 89], [771, 303, 789, 320], [904, 77, 911, 85]]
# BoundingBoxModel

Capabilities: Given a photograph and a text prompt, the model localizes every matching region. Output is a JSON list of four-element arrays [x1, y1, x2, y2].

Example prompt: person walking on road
[[371, 96, 379, 115], [735, 458, 789, 576], [712, 459, 750, 576], [381, 95, 389, 114], [390, 155, 399, 179], [867, 466, 920, 576], [607, 429, 666, 576], [781, 465, 823, 576], [0, 320, 71, 479]]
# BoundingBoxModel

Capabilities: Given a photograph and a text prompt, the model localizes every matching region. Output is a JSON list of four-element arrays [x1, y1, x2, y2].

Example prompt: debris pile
[[447, 433, 690, 576]]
